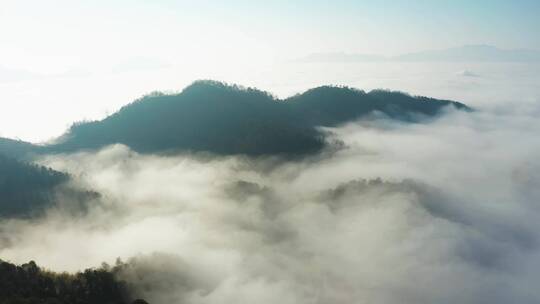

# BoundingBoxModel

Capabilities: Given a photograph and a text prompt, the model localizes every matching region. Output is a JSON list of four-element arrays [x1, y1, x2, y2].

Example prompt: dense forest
[[0, 154, 68, 217], [51, 81, 468, 155], [0, 259, 148, 304], [0, 138, 38, 160], [0, 81, 469, 158]]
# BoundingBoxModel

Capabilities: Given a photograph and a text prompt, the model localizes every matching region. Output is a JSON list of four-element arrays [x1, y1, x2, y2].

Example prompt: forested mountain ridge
[[49, 82, 324, 155], [0, 81, 470, 157], [0, 138, 39, 160], [0, 154, 68, 217], [48, 81, 469, 155], [287, 85, 468, 126]]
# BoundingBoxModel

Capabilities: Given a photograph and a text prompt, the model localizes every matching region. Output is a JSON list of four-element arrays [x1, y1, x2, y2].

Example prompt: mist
[[0, 99, 539, 303]]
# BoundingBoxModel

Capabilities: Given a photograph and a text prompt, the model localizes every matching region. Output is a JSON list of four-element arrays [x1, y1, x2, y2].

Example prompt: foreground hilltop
[[0, 259, 148, 304]]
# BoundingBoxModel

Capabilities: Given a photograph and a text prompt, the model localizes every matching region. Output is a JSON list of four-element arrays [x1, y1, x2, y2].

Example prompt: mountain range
[[0, 80, 469, 218], [0, 80, 471, 303], [300, 45, 540, 63], [0, 80, 469, 159]]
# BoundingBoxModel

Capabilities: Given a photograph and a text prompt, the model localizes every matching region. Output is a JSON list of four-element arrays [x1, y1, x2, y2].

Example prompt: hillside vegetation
[[0, 259, 148, 304], [49, 81, 468, 155], [0, 154, 68, 217]]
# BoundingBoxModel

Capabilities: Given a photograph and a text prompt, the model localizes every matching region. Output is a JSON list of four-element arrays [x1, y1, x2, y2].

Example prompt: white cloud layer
[[1, 101, 540, 303]]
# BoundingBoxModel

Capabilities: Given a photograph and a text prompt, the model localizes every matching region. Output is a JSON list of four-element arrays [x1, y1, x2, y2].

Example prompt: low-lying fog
[[1, 99, 540, 303]]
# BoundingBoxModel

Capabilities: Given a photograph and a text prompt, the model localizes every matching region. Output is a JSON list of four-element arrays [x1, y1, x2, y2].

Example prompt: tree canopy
[[0, 259, 148, 304], [47, 81, 469, 156], [0, 154, 68, 217]]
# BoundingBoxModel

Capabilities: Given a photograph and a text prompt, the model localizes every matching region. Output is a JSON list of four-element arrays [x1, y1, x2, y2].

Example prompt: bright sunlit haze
[[1, 0, 539, 142], [1, 2, 540, 304]]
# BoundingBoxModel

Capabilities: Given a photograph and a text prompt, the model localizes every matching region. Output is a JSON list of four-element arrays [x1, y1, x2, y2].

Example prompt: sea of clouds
[[1, 98, 540, 303]]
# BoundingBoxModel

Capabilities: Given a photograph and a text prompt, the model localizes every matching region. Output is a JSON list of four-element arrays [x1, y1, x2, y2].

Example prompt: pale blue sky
[[1, 0, 539, 70], [0, 0, 539, 141]]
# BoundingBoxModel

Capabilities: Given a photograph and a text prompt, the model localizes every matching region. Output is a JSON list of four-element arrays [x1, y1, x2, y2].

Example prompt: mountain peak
[[1, 82, 469, 157]]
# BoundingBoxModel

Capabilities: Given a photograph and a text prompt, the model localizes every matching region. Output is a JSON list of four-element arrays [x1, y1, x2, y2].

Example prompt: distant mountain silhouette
[[301, 45, 540, 63], [396, 45, 540, 62], [298, 52, 386, 62], [44, 81, 467, 156]]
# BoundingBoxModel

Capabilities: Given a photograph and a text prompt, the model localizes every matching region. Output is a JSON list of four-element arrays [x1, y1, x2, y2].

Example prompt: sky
[[1, 0, 540, 142], [2, 2, 540, 302]]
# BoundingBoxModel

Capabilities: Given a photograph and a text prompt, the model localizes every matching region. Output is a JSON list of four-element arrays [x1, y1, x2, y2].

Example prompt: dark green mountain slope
[[286, 86, 468, 126], [46, 81, 468, 156], [0, 138, 40, 160], [0, 154, 68, 217], [49, 82, 323, 155]]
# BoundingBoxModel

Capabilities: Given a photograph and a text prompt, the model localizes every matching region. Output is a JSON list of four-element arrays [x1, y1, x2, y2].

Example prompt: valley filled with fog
[[2, 1, 540, 303], [1, 67, 539, 302]]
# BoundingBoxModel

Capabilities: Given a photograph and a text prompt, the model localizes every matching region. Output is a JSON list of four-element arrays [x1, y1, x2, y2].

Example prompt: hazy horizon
[[2, 58, 540, 143], [2, 0, 540, 142], [1, 2, 540, 304]]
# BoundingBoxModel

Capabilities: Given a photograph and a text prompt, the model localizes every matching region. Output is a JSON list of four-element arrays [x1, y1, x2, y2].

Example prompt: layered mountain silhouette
[[0, 80, 468, 157], [0, 80, 469, 217], [301, 45, 540, 63], [396, 45, 540, 62]]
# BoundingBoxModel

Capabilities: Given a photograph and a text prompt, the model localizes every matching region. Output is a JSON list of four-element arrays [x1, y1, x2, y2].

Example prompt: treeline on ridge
[[0, 259, 148, 304], [1, 81, 470, 158], [52, 81, 468, 155]]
